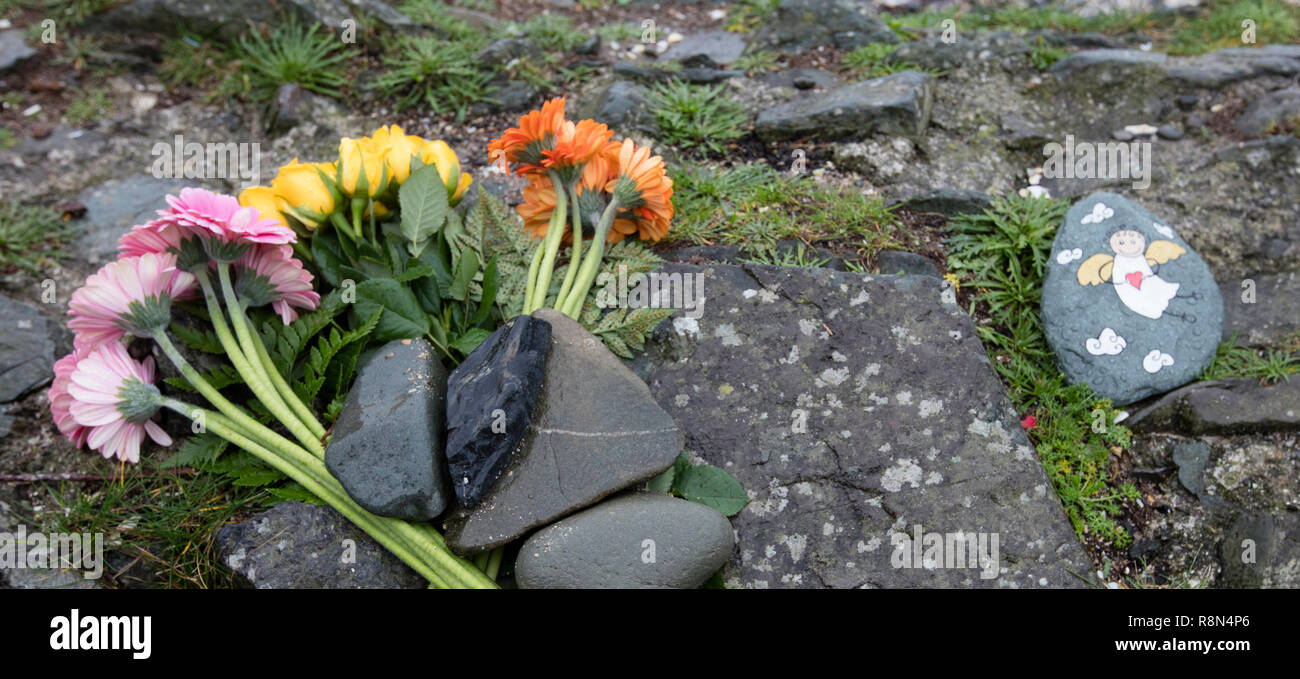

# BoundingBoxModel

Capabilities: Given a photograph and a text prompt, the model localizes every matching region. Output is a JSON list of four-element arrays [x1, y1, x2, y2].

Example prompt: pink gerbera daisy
[[65, 342, 172, 464], [233, 245, 322, 324], [67, 252, 196, 351], [151, 188, 295, 254], [117, 222, 210, 279], [48, 350, 91, 448]]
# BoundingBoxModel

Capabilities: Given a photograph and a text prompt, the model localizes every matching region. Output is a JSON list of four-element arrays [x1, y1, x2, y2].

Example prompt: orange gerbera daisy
[[606, 139, 674, 242], [543, 119, 615, 183], [518, 169, 641, 244], [487, 97, 567, 176]]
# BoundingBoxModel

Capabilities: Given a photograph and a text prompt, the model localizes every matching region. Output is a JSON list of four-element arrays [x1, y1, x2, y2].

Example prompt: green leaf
[[159, 432, 228, 469], [449, 327, 492, 355], [468, 255, 498, 326], [354, 278, 430, 342], [169, 322, 224, 354], [399, 163, 449, 257], [300, 308, 383, 401], [267, 482, 325, 505], [310, 228, 347, 287], [645, 465, 675, 493], [163, 363, 243, 393], [448, 247, 479, 302], [673, 464, 749, 517]]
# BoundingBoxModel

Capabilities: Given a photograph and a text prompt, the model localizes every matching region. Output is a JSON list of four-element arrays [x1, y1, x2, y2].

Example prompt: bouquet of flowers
[[48, 103, 677, 588]]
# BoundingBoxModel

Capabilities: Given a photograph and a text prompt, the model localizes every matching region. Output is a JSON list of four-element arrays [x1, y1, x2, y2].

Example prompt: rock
[[1221, 270, 1300, 347], [270, 83, 342, 135], [898, 188, 994, 217], [1172, 440, 1210, 499], [325, 338, 451, 521], [1157, 124, 1183, 140], [215, 501, 425, 589], [832, 137, 915, 181], [1176, 94, 1198, 110], [755, 71, 934, 141], [1132, 378, 1300, 435], [444, 316, 551, 508], [475, 37, 542, 69], [579, 79, 658, 136], [1235, 87, 1300, 137], [73, 175, 192, 265], [1112, 129, 1135, 141], [1041, 192, 1224, 405], [574, 35, 599, 56], [1218, 512, 1300, 588], [875, 250, 940, 278], [635, 263, 1091, 588], [1049, 48, 1168, 86], [999, 112, 1054, 151], [442, 309, 681, 555], [0, 29, 35, 73], [91, 0, 416, 41], [0, 296, 52, 404], [889, 31, 1031, 72], [748, 0, 898, 54], [758, 68, 837, 90], [515, 493, 733, 589], [1166, 45, 1300, 90], [472, 78, 538, 113], [667, 30, 746, 66]]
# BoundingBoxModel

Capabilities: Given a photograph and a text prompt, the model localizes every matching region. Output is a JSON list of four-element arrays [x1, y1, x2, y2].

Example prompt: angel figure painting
[[1075, 228, 1202, 322]]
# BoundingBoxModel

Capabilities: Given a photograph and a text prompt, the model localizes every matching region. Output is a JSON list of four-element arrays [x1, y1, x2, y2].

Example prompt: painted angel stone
[[1041, 192, 1223, 405]]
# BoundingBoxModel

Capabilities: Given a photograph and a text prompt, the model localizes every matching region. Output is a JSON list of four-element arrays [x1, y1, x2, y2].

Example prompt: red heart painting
[[1125, 272, 1143, 290]]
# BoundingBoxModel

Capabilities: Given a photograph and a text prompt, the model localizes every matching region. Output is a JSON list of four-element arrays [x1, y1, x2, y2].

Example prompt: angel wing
[[1145, 240, 1186, 266], [1076, 253, 1114, 286]]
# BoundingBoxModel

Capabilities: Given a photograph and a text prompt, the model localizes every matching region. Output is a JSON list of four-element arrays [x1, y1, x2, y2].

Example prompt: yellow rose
[[271, 160, 337, 223], [371, 124, 425, 184], [338, 136, 387, 198], [418, 140, 472, 205], [238, 186, 289, 227]]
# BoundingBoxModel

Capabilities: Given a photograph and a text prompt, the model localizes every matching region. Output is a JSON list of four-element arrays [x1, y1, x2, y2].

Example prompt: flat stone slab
[[1041, 192, 1223, 405], [0, 29, 36, 72], [0, 295, 52, 404], [755, 71, 934, 141], [215, 501, 424, 589], [441, 309, 682, 555], [636, 262, 1091, 588]]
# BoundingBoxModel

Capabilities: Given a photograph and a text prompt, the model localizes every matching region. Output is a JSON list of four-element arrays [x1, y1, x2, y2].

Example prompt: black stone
[[444, 315, 552, 508], [876, 250, 941, 278], [1176, 94, 1198, 110], [1157, 123, 1183, 140]]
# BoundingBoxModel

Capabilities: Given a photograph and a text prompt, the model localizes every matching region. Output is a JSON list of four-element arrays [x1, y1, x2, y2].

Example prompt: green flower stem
[[350, 197, 365, 240], [474, 552, 490, 571], [196, 271, 324, 443], [216, 262, 324, 457], [521, 238, 546, 315], [558, 198, 621, 319], [525, 171, 570, 314], [485, 547, 504, 581], [154, 331, 298, 457], [160, 399, 470, 589], [553, 184, 585, 307], [247, 320, 327, 441]]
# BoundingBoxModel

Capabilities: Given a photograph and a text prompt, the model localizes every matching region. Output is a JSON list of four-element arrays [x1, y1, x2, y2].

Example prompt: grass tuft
[[235, 18, 350, 102], [370, 35, 496, 121], [645, 80, 747, 155], [947, 196, 1139, 547], [0, 200, 77, 275]]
